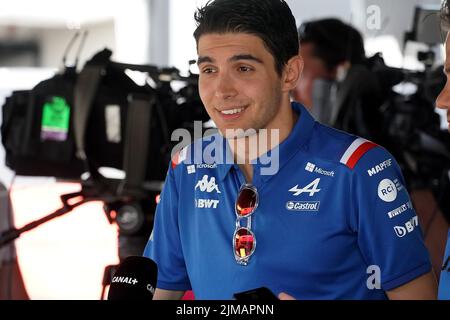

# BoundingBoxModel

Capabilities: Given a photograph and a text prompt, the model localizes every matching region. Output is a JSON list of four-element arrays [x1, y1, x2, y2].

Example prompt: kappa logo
[[195, 198, 220, 209], [393, 216, 419, 238], [305, 162, 335, 177], [289, 178, 321, 196], [195, 175, 221, 193]]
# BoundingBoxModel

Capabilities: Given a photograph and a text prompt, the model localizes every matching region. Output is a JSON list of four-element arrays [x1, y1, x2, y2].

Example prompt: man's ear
[[282, 55, 304, 92]]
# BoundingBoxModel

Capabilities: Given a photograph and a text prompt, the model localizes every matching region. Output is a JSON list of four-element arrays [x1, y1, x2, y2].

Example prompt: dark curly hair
[[193, 0, 299, 76], [441, 0, 450, 31]]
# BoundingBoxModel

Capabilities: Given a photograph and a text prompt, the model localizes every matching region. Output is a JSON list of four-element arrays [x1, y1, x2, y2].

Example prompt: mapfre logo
[[195, 175, 221, 193], [367, 159, 392, 177], [195, 199, 219, 209], [393, 216, 418, 238]]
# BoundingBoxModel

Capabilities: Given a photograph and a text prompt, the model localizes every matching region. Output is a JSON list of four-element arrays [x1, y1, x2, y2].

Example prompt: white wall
[[37, 20, 116, 69]]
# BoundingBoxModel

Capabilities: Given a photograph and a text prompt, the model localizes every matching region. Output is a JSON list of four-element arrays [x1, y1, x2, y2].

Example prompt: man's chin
[[218, 126, 259, 139]]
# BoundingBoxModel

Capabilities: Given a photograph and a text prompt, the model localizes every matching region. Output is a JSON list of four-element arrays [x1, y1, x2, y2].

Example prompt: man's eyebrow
[[197, 56, 214, 65], [229, 54, 263, 64], [197, 54, 264, 65], [444, 66, 450, 74]]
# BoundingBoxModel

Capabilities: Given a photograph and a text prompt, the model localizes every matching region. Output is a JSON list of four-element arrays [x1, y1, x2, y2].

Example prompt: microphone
[[107, 256, 157, 300]]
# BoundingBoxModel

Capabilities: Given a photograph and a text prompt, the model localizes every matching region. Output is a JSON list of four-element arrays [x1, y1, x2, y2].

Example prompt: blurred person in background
[[292, 18, 384, 144], [436, 0, 450, 300]]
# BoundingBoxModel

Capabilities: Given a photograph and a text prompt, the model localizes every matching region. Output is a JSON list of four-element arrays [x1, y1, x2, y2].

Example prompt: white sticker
[[105, 105, 121, 143], [377, 178, 397, 202]]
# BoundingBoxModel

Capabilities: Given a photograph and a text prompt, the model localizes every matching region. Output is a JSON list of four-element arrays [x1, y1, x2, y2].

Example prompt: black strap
[[73, 64, 104, 162], [118, 94, 155, 196]]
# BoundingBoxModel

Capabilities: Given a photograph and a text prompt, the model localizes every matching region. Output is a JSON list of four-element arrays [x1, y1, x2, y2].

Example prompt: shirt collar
[[217, 102, 316, 182]]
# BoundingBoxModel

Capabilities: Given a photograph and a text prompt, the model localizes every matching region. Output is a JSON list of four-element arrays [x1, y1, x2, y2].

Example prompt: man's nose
[[215, 71, 238, 100], [436, 83, 450, 110]]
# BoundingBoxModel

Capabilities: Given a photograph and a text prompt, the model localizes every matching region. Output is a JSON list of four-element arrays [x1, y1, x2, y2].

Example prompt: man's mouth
[[220, 107, 245, 115]]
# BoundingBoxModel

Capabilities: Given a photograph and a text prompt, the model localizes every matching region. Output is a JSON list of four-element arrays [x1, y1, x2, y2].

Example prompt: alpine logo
[[368, 159, 392, 177], [195, 199, 220, 209], [394, 216, 419, 238], [112, 276, 138, 285], [289, 178, 321, 196], [305, 162, 335, 177], [286, 201, 320, 211], [195, 175, 221, 193]]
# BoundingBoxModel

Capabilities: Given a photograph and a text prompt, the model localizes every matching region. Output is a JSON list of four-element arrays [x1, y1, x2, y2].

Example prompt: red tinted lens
[[234, 228, 255, 258], [236, 187, 257, 217]]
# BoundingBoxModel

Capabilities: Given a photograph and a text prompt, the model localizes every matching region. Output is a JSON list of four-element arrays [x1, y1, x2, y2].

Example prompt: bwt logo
[[394, 216, 419, 238], [366, 265, 381, 290], [195, 198, 219, 209]]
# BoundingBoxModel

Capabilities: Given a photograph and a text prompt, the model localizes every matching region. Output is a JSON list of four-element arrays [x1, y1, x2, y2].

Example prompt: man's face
[[436, 31, 450, 132], [197, 33, 285, 136], [292, 42, 332, 107]]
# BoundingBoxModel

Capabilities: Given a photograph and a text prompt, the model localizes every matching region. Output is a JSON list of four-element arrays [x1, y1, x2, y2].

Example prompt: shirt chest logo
[[289, 178, 321, 196], [195, 175, 221, 193]]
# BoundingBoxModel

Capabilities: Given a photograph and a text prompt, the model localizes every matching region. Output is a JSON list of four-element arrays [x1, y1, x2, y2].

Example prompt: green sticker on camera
[[41, 96, 70, 141]]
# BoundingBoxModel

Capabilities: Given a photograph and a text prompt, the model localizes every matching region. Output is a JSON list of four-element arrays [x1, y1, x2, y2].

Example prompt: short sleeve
[[142, 164, 191, 291], [350, 146, 432, 291], [438, 230, 450, 299]]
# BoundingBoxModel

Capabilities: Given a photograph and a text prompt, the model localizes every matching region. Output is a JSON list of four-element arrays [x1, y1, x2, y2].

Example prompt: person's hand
[[278, 292, 296, 300]]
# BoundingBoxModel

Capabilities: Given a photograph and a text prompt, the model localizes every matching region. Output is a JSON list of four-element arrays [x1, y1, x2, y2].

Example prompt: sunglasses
[[233, 184, 259, 265]]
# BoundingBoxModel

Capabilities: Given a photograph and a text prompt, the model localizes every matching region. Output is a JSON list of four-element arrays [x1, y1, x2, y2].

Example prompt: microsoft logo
[[305, 162, 315, 172]]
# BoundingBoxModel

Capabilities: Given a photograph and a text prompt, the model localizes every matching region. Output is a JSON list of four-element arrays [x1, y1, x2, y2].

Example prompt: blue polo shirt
[[143, 102, 431, 299], [439, 230, 450, 299]]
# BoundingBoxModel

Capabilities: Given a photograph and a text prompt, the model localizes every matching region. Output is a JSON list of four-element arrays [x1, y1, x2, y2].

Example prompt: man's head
[[437, 0, 450, 131], [194, 0, 299, 76], [193, 0, 302, 136], [293, 18, 365, 106]]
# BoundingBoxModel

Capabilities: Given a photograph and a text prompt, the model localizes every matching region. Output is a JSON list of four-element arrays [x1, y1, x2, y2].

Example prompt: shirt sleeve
[[142, 163, 192, 291], [438, 230, 450, 300], [349, 146, 432, 291]]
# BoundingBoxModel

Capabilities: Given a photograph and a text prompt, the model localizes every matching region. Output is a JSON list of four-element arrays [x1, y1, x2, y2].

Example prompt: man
[[436, 0, 450, 300], [144, 0, 437, 299], [292, 18, 384, 144]]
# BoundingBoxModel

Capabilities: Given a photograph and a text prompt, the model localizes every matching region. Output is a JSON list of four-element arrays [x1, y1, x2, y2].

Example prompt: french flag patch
[[340, 138, 377, 169]]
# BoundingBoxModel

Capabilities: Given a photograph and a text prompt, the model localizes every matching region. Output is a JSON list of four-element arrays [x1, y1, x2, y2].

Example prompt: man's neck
[[228, 104, 299, 183]]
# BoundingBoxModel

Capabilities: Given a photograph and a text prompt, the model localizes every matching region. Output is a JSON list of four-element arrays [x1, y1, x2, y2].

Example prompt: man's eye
[[201, 67, 215, 74], [239, 66, 252, 72]]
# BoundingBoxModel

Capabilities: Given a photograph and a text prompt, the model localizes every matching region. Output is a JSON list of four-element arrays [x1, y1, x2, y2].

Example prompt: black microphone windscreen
[[107, 256, 157, 300]]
